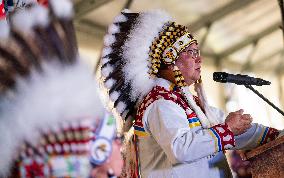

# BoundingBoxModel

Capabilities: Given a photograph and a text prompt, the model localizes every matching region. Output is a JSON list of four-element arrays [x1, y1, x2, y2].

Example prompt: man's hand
[[225, 109, 253, 136]]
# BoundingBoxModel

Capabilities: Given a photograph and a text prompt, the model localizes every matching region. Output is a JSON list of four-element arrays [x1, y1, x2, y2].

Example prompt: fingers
[[242, 123, 252, 130], [240, 115, 252, 126], [229, 109, 244, 116], [225, 111, 253, 135], [242, 114, 253, 122], [237, 109, 244, 114]]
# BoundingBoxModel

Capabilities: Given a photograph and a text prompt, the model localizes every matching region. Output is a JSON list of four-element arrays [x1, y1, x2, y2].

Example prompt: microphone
[[213, 72, 271, 86]]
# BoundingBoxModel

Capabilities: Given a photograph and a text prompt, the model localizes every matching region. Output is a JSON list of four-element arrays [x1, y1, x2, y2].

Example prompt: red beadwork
[[211, 123, 235, 151], [135, 86, 193, 129], [261, 127, 279, 145]]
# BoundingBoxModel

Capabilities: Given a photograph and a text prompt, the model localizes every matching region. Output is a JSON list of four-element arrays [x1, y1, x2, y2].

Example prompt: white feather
[[0, 60, 104, 176], [122, 9, 131, 13], [122, 10, 172, 101], [110, 91, 120, 102], [105, 79, 115, 89], [104, 34, 116, 46], [49, 0, 74, 19], [101, 64, 114, 77], [113, 14, 127, 23], [116, 102, 126, 114], [30, 4, 50, 27], [102, 47, 112, 57], [101, 57, 111, 65], [121, 109, 129, 119], [108, 24, 120, 34], [11, 9, 35, 34], [0, 20, 10, 41]]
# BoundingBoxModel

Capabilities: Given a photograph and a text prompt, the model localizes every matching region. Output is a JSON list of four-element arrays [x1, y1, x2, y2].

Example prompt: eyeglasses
[[183, 48, 200, 59]]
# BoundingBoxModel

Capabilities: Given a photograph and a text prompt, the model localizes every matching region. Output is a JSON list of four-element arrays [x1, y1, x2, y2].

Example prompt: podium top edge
[[244, 135, 284, 160]]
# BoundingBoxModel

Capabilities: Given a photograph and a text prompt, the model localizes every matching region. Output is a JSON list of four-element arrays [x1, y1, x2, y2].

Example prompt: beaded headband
[[149, 21, 197, 76]]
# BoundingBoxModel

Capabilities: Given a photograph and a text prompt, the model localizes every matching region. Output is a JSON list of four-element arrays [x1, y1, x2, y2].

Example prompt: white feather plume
[[101, 64, 114, 78], [122, 10, 172, 101], [11, 8, 35, 34], [30, 4, 50, 27], [122, 9, 131, 13], [116, 102, 126, 114], [110, 91, 120, 102], [105, 79, 116, 89], [101, 57, 111, 65], [113, 14, 127, 23], [0, 20, 10, 41], [49, 0, 74, 19], [104, 34, 116, 46], [108, 24, 120, 34], [102, 47, 112, 57]]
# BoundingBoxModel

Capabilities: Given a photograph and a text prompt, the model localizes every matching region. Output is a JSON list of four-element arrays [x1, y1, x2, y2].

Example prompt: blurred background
[[74, 0, 284, 130]]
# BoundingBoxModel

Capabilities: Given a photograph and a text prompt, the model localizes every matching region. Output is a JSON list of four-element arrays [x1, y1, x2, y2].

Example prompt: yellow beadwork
[[148, 22, 197, 76]]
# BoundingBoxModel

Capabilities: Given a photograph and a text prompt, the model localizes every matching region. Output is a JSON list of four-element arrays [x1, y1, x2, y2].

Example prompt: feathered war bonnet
[[100, 9, 197, 124]]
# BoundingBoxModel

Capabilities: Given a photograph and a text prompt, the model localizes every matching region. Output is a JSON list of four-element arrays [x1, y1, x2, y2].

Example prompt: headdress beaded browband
[[149, 22, 196, 75]]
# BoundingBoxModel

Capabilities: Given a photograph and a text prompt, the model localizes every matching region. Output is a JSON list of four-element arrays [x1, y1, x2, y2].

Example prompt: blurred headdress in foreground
[[0, 0, 107, 177]]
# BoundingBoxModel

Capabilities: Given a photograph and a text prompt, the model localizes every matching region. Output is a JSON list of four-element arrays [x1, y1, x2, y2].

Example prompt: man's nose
[[195, 56, 202, 63]]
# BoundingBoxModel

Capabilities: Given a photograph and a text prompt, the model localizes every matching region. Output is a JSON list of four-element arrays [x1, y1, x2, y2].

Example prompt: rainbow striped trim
[[188, 117, 201, 128], [209, 128, 222, 152], [134, 125, 149, 137], [258, 127, 269, 145]]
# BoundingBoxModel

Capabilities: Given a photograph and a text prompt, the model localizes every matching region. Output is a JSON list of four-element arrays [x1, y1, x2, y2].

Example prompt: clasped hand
[[225, 109, 253, 136]]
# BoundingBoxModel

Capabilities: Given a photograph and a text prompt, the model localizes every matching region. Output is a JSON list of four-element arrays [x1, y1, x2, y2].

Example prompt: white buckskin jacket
[[133, 78, 280, 178]]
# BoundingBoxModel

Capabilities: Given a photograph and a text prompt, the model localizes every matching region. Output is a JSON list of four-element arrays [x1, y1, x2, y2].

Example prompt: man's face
[[175, 43, 202, 86]]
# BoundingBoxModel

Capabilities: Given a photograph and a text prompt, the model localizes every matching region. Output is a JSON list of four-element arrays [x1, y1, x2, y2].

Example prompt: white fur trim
[[108, 24, 120, 34], [0, 20, 10, 41], [0, 60, 104, 176], [102, 47, 112, 57], [181, 86, 211, 128], [110, 91, 120, 102], [49, 0, 74, 19], [30, 5, 50, 27], [194, 83, 224, 124], [101, 64, 113, 77], [116, 102, 126, 114], [11, 9, 35, 34], [113, 14, 127, 23], [104, 34, 116, 46], [105, 79, 115, 89], [122, 10, 172, 101]]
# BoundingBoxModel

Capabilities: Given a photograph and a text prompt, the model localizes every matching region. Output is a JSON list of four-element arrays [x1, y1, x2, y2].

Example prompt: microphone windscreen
[[213, 72, 228, 83]]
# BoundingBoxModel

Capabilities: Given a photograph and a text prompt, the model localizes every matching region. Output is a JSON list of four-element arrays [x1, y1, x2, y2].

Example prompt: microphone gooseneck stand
[[244, 85, 284, 117]]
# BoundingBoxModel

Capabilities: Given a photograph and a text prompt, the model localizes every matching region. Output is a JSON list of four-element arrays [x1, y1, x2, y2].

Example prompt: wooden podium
[[244, 136, 284, 177]]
